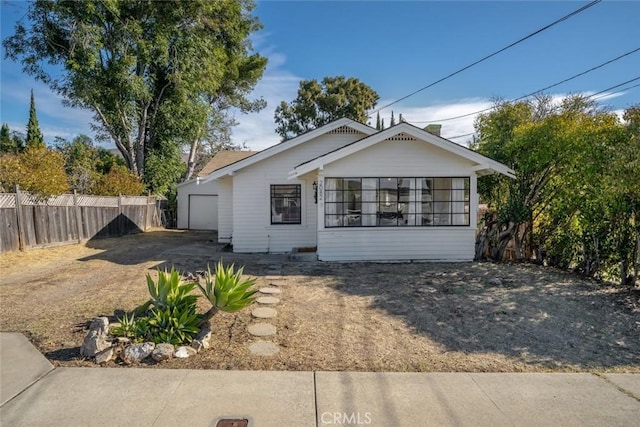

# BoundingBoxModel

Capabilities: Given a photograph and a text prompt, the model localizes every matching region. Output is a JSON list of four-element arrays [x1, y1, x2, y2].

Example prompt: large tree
[[274, 76, 379, 140], [473, 96, 639, 285], [55, 134, 126, 194], [4, 0, 267, 188]]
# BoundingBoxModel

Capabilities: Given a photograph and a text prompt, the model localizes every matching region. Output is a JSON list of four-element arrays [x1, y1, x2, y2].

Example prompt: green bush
[[114, 263, 256, 347]]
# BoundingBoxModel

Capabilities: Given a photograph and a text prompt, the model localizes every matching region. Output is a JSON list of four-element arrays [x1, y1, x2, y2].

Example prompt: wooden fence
[[0, 188, 162, 253]]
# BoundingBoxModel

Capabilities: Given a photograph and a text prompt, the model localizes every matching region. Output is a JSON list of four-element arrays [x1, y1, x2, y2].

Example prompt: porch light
[[313, 181, 318, 204]]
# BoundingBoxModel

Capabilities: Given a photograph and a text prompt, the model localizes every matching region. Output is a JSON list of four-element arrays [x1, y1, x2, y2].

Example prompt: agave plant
[[134, 267, 199, 315], [146, 307, 202, 345], [111, 312, 138, 339], [198, 260, 258, 319]]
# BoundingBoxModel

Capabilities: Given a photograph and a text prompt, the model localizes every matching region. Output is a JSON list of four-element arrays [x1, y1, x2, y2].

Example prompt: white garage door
[[188, 195, 218, 230]]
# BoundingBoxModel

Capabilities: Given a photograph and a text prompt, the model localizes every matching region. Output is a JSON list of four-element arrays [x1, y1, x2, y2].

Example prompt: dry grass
[[1, 230, 638, 372]]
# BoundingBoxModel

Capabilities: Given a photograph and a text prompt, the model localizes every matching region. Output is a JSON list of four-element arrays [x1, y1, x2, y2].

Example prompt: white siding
[[318, 228, 475, 261], [176, 179, 218, 229], [231, 133, 363, 253], [325, 138, 475, 176], [317, 138, 478, 261], [217, 177, 233, 243]]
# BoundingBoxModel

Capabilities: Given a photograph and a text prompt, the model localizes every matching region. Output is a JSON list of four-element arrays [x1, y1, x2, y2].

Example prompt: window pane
[[323, 177, 470, 228], [398, 178, 411, 203], [344, 179, 361, 212], [271, 184, 301, 224]]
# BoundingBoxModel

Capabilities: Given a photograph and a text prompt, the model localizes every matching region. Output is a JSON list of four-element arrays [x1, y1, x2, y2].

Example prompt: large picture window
[[271, 184, 301, 224], [324, 177, 469, 228]]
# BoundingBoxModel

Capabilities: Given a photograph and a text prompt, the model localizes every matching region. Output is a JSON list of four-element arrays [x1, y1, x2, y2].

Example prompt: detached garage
[[177, 151, 256, 230]]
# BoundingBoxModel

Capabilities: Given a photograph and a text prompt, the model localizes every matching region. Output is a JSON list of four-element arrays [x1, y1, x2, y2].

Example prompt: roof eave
[[202, 118, 375, 183]]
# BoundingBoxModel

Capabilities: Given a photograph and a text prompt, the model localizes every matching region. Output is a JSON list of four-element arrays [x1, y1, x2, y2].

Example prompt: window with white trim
[[324, 177, 469, 227], [271, 184, 301, 224]]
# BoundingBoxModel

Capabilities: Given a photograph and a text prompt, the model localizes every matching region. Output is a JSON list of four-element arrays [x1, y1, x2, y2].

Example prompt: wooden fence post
[[73, 190, 83, 242], [118, 194, 123, 236], [14, 185, 26, 251], [145, 191, 151, 231]]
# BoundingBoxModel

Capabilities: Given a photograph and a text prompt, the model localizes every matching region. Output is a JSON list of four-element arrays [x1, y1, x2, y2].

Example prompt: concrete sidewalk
[[1, 333, 639, 427]]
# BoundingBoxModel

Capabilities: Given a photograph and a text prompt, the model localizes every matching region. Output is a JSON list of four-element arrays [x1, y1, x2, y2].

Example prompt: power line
[[445, 76, 640, 141], [411, 46, 640, 124], [591, 82, 640, 101], [370, 0, 602, 116]]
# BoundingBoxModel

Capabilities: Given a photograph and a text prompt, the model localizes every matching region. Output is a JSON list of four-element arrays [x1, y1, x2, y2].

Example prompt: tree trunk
[[200, 305, 219, 326], [183, 138, 200, 182], [492, 221, 518, 261], [633, 232, 640, 286]]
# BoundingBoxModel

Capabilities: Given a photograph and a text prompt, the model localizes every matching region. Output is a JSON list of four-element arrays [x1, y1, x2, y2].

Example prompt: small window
[[270, 185, 301, 224]]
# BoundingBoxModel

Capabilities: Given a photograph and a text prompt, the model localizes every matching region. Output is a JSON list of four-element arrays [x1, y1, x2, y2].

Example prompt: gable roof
[[200, 118, 376, 183], [289, 122, 515, 179], [177, 150, 257, 188], [197, 150, 257, 177]]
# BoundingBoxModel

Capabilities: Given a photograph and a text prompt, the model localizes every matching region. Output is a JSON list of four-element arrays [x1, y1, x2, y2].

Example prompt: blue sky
[[1, 0, 639, 151]]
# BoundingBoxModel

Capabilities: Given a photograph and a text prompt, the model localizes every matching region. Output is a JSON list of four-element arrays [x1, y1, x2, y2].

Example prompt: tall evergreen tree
[[376, 112, 381, 130], [0, 124, 15, 154], [390, 111, 396, 126], [381, 118, 385, 130], [25, 89, 45, 149]]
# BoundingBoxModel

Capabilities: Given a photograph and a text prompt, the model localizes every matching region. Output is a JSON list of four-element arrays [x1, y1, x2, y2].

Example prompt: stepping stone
[[257, 296, 280, 305], [248, 323, 277, 337], [259, 287, 282, 294], [252, 307, 277, 319], [248, 341, 280, 356]]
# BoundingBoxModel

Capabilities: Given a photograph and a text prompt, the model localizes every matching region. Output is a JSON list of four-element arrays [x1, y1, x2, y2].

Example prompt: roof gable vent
[[328, 125, 364, 135], [386, 132, 416, 142]]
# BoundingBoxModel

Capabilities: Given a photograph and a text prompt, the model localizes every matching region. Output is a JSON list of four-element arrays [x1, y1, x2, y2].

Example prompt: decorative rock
[[256, 296, 280, 305], [191, 322, 213, 352], [122, 342, 155, 364], [248, 323, 277, 337], [486, 278, 503, 287], [80, 317, 111, 357], [248, 341, 280, 356], [174, 346, 198, 359], [94, 346, 117, 364], [252, 307, 277, 319], [152, 343, 175, 362], [259, 287, 281, 294], [191, 340, 205, 353], [113, 336, 131, 345]]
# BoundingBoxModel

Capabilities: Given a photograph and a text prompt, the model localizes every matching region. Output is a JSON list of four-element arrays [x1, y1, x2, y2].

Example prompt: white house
[[177, 150, 256, 230], [199, 118, 514, 261]]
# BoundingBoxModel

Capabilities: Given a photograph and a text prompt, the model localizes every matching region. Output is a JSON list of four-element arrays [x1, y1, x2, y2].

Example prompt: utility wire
[[410, 46, 640, 124], [445, 76, 640, 140], [591, 82, 640, 101], [369, 0, 602, 116]]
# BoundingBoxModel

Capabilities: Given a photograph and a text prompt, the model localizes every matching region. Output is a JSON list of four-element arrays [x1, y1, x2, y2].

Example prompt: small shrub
[[146, 307, 201, 345], [111, 312, 139, 339]]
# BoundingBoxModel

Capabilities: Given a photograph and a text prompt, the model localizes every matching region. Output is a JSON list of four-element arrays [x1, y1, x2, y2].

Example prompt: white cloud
[[377, 98, 493, 146], [230, 51, 302, 151]]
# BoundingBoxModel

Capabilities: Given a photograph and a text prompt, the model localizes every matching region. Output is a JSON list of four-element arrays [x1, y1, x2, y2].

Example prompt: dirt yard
[[1, 229, 638, 372]]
